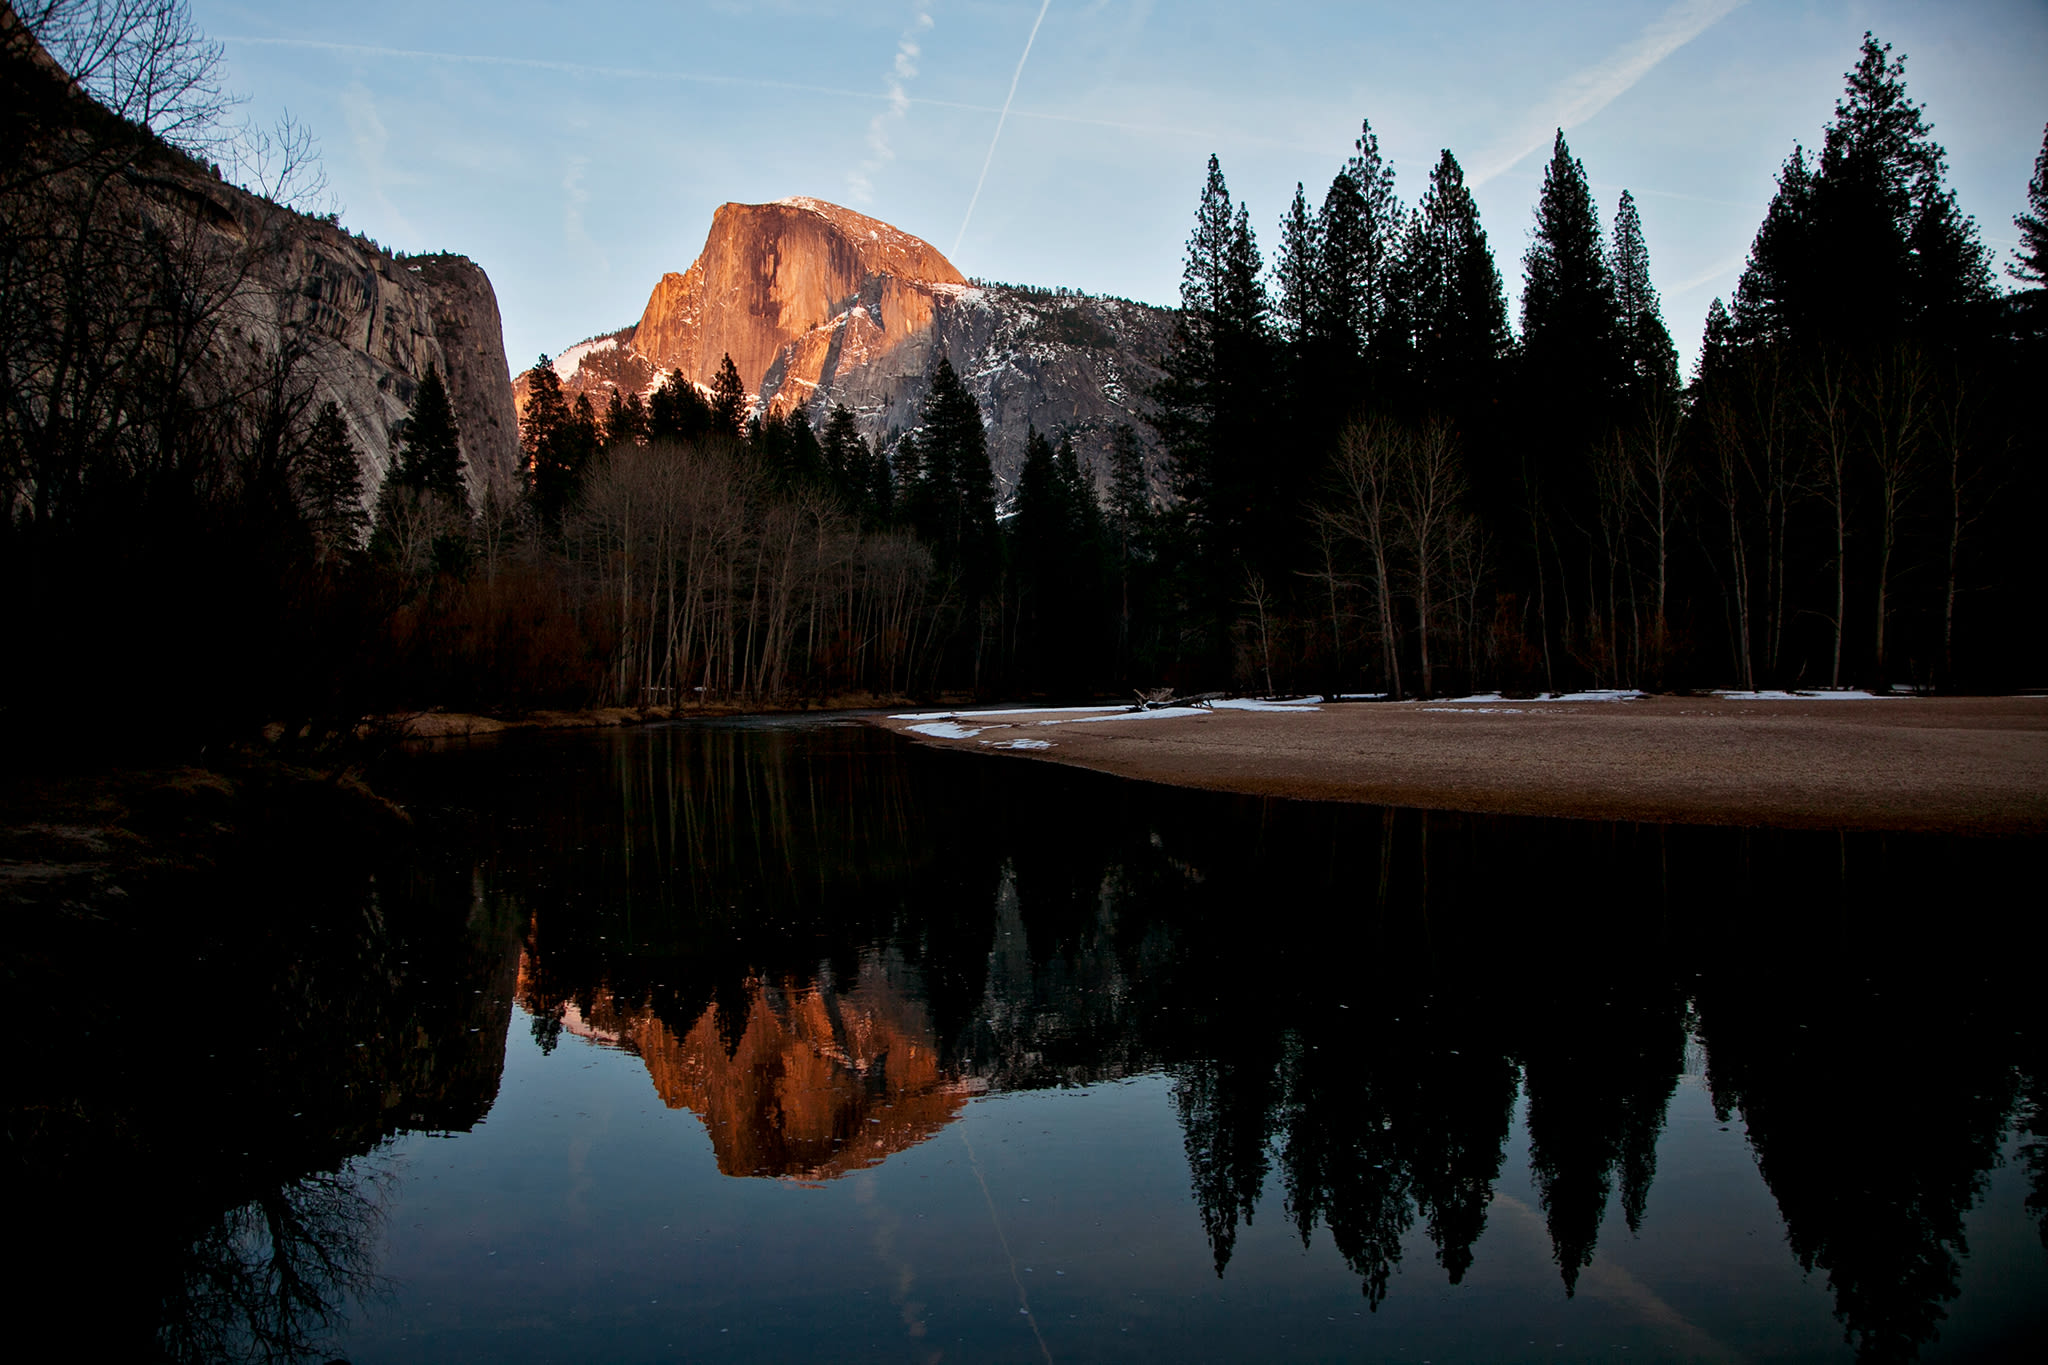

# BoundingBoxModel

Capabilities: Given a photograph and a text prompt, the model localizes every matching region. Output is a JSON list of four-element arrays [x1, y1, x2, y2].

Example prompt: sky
[[192, 1, 2048, 377]]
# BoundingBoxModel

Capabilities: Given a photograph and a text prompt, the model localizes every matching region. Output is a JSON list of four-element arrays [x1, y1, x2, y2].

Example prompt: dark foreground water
[[13, 720, 2046, 1362]]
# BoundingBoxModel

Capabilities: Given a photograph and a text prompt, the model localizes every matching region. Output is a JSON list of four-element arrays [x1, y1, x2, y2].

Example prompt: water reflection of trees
[[6, 806, 523, 1362], [1695, 885, 2036, 1363], [422, 723, 2043, 1357]]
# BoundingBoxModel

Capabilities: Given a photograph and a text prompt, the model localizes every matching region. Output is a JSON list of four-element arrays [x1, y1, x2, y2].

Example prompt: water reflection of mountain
[[536, 952, 982, 1179], [404, 722, 2046, 1360]]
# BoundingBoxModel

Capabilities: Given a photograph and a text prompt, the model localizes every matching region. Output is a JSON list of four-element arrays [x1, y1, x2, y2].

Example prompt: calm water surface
[[18, 720, 2046, 1361]]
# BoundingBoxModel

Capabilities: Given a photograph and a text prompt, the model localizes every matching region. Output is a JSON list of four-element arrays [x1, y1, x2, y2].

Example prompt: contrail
[[1469, 0, 1747, 186], [953, 0, 1053, 256]]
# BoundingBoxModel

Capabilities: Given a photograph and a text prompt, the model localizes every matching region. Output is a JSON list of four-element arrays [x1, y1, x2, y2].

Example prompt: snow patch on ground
[[1211, 696, 1323, 712], [905, 721, 985, 739], [1401, 690, 1645, 705], [892, 705, 1127, 722], [898, 699, 1327, 740], [1711, 689, 1889, 700], [1421, 706, 1529, 714], [1048, 707, 1211, 725]]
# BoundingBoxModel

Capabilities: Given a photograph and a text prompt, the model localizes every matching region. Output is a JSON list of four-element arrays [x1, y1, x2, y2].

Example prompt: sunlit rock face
[[536, 954, 983, 1180], [536, 197, 1177, 490], [635, 196, 966, 405]]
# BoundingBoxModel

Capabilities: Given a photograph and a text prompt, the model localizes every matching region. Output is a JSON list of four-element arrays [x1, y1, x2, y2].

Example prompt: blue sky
[[193, 1, 2048, 376]]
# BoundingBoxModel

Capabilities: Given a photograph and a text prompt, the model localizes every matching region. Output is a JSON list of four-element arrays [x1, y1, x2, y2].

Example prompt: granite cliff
[[258, 220, 523, 503], [539, 197, 1177, 492], [3, 4, 522, 508]]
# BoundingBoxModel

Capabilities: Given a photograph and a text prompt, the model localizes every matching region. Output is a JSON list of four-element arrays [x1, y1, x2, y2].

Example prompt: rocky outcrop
[[543, 197, 1177, 492], [232, 207, 522, 504]]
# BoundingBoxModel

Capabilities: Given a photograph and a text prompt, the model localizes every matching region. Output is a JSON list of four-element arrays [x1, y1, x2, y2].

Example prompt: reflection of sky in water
[[346, 1015, 2043, 1362]]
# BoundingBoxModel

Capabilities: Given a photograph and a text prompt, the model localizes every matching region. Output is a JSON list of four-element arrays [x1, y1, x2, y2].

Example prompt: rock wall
[[245, 207, 522, 505]]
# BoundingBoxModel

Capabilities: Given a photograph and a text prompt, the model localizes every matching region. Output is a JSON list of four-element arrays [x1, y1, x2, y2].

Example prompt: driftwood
[[1131, 689, 1225, 711]]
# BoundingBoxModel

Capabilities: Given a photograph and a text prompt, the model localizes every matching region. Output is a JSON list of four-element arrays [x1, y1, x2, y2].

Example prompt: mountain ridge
[[530, 197, 1175, 491]]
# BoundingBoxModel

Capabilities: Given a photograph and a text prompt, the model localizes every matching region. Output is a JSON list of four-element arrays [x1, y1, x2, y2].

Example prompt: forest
[[4, 8, 2045, 759]]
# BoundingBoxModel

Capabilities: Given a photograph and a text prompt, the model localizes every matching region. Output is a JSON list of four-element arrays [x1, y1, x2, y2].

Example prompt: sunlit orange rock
[[631, 196, 966, 415], [539, 956, 981, 1180]]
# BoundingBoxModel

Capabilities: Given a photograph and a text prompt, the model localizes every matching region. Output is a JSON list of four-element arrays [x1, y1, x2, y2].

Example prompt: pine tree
[[1273, 183, 1321, 349], [1151, 156, 1277, 575], [374, 366, 470, 578], [1341, 118, 1409, 376], [603, 389, 648, 447], [820, 403, 870, 512], [395, 365, 465, 502], [709, 353, 748, 438], [912, 357, 997, 587], [648, 368, 713, 442], [1736, 34, 1991, 346], [296, 400, 367, 555], [1521, 130, 1627, 421], [1732, 147, 1817, 345], [569, 391, 601, 468], [1610, 191, 1680, 403], [1397, 149, 1511, 411], [757, 407, 825, 490], [1694, 296, 1735, 388], [2012, 122, 2048, 287], [523, 354, 579, 528]]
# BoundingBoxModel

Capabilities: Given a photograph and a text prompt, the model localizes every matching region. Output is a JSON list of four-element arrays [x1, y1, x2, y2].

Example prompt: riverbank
[[381, 691, 956, 740], [0, 759, 410, 921], [870, 694, 2048, 835]]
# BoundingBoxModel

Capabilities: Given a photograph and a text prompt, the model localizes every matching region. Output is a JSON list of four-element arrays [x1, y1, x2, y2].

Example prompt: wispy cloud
[[848, 10, 934, 205], [339, 80, 416, 240], [224, 35, 893, 105], [224, 32, 1322, 162], [954, 0, 1053, 255], [1469, 0, 1747, 186], [562, 155, 605, 269]]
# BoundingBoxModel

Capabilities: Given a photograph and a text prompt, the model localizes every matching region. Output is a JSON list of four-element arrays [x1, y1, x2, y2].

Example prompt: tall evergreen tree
[[1735, 34, 1991, 348], [393, 365, 465, 502], [819, 403, 874, 516], [602, 389, 647, 447], [1010, 425, 1065, 682], [1273, 182, 1321, 350], [755, 407, 825, 491], [709, 353, 749, 439], [1521, 130, 1627, 423], [1152, 156, 1278, 580], [2012, 122, 2048, 287], [907, 357, 997, 588], [1694, 296, 1735, 388], [523, 354, 580, 529], [296, 400, 367, 556], [1609, 191, 1680, 404], [1397, 149, 1511, 412], [1337, 117, 1409, 384], [1732, 147, 1818, 345], [647, 368, 713, 442]]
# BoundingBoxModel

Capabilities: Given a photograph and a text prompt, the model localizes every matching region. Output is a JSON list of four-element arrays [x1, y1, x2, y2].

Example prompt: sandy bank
[[870, 694, 2048, 835]]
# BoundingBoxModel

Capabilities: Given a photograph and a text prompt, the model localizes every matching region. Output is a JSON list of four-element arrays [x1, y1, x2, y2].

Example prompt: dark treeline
[[8, 11, 2046, 765], [1127, 32, 2047, 695]]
